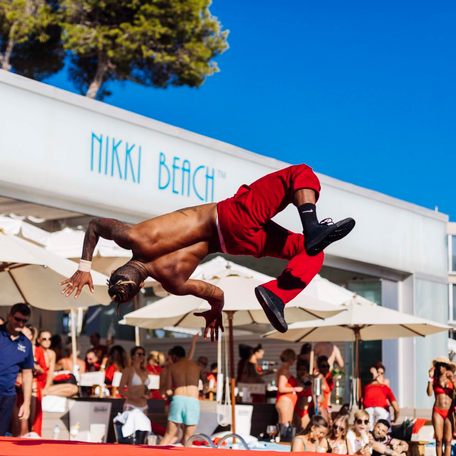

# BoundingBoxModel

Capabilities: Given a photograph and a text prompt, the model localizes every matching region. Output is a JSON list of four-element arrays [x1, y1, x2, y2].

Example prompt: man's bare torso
[[129, 203, 218, 259], [169, 358, 201, 399], [122, 203, 219, 286]]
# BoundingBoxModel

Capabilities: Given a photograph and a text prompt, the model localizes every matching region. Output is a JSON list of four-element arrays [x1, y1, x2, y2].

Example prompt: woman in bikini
[[275, 349, 303, 440], [119, 346, 150, 412], [291, 415, 329, 452], [426, 357, 455, 456]]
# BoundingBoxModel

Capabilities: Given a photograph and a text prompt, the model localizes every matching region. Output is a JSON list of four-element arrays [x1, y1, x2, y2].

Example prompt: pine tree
[[0, 0, 61, 77], [61, 0, 228, 99]]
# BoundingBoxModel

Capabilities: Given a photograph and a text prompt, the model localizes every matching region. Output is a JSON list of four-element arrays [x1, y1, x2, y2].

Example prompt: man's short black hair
[[108, 262, 143, 303], [10, 303, 31, 317], [169, 345, 186, 359], [376, 419, 390, 429]]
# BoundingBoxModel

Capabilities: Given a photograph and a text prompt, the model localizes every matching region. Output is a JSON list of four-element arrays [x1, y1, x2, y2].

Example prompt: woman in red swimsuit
[[426, 357, 455, 456], [276, 349, 303, 438]]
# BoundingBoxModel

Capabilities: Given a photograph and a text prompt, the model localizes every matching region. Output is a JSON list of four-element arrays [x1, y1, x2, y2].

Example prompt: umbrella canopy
[[0, 231, 111, 310], [263, 296, 451, 342], [0, 217, 132, 277], [121, 256, 346, 329]]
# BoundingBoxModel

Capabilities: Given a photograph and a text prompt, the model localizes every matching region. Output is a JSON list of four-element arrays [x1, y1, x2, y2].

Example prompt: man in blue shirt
[[0, 303, 34, 436]]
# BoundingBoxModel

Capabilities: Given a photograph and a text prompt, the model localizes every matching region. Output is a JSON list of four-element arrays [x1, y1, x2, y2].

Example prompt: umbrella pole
[[7, 269, 28, 303], [227, 311, 236, 436], [354, 328, 361, 407], [70, 309, 78, 377]]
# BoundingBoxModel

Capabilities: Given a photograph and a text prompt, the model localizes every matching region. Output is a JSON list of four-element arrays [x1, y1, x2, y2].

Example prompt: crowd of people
[[0, 304, 218, 443], [0, 302, 451, 453]]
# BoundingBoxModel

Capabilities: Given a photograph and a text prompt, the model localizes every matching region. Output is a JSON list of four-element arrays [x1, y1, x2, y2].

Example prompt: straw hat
[[432, 357, 456, 372]]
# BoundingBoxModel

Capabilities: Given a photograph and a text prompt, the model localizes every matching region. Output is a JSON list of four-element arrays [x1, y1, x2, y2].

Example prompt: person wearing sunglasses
[[36, 331, 56, 396], [346, 410, 371, 455], [119, 346, 150, 412], [291, 415, 329, 452], [0, 303, 34, 436], [328, 415, 349, 454]]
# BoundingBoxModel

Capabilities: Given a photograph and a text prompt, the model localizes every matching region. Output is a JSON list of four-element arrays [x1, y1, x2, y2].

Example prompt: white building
[[0, 70, 449, 409]]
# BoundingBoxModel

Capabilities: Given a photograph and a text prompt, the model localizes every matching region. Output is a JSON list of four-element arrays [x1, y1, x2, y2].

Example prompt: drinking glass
[[266, 425, 278, 442]]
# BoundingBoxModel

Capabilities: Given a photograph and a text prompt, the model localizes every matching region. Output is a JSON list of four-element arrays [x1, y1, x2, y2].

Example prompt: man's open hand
[[61, 270, 94, 298], [194, 307, 224, 342], [18, 403, 30, 421]]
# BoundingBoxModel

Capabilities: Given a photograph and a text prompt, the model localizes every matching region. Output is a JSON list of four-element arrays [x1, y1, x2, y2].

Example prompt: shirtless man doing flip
[[62, 164, 355, 339]]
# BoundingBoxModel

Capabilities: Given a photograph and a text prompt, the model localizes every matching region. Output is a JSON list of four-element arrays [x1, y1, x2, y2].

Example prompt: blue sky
[[46, 0, 456, 220]]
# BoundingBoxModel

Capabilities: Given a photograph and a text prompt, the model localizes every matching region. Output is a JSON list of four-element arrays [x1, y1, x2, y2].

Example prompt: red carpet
[[0, 437, 325, 455]]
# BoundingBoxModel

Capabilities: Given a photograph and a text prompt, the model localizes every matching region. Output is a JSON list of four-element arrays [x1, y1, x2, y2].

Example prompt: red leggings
[[217, 164, 324, 304]]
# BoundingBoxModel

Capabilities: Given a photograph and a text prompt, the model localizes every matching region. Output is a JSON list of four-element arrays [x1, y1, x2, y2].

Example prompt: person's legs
[[432, 412, 444, 456], [217, 165, 354, 332], [182, 425, 197, 445], [160, 421, 180, 445], [31, 389, 43, 436], [0, 395, 16, 436], [443, 417, 453, 456], [180, 397, 199, 444], [276, 397, 295, 425], [253, 222, 324, 331]]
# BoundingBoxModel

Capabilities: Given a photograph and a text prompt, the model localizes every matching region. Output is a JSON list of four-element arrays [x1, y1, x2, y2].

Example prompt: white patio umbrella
[[264, 296, 451, 404], [0, 231, 111, 309], [121, 257, 346, 329], [0, 230, 111, 371], [0, 217, 133, 277]]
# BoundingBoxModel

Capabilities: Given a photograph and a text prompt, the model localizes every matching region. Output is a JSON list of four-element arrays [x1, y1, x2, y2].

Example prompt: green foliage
[[60, 0, 229, 99], [0, 0, 63, 77]]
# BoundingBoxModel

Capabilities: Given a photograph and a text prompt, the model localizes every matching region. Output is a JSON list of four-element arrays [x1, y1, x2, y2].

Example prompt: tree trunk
[[86, 53, 108, 99], [2, 24, 17, 71]]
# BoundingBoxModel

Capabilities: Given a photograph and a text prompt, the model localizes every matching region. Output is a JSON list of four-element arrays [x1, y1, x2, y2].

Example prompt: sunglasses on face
[[135, 352, 145, 357], [356, 419, 369, 425], [333, 425, 345, 432], [13, 315, 28, 324], [41, 337, 51, 341]]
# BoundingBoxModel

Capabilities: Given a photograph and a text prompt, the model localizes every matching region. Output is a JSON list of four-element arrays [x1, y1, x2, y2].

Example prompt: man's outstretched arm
[[163, 278, 224, 341], [61, 218, 132, 298]]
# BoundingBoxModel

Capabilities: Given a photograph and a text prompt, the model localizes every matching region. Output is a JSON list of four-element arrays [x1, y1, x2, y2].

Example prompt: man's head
[[373, 419, 390, 440], [7, 303, 31, 335], [169, 345, 186, 363], [197, 355, 208, 369], [108, 260, 147, 304]]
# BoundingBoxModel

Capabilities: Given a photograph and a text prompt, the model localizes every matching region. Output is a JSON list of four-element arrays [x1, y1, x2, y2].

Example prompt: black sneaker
[[304, 217, 356, 256], [254, 286, 288, 333]]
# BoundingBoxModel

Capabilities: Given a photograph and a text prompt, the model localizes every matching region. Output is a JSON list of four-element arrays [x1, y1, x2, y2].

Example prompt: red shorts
[[216, 164, 324, 304]]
